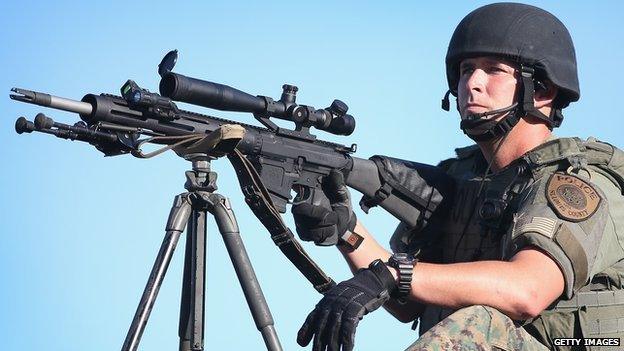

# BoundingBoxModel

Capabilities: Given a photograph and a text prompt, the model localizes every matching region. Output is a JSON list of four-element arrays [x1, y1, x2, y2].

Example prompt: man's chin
[[461, 108, 489, 119]]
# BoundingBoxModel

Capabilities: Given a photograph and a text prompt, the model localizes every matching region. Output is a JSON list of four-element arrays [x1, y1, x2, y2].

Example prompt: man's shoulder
[[437, 144, 485, 174], [526, 136, 624, 189]]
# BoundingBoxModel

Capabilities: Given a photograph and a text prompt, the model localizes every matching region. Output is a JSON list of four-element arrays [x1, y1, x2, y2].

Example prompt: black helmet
[[442, 3, 579, 141], [446, 3, 579, 109]]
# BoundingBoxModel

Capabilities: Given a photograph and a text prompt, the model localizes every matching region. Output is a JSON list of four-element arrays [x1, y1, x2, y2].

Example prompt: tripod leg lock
[[166, 194, 193, 232], [203, 194, 239, 234]]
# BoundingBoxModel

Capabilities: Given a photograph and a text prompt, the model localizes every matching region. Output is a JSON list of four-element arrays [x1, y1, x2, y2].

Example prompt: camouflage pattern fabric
[[404, 305, 549, 351]]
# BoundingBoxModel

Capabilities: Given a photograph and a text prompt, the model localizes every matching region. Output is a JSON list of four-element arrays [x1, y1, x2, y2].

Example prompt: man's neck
[[477, 119, 552, 172]]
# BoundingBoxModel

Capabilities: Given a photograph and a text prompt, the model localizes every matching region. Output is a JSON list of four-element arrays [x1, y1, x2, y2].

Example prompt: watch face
[[391, 253, 415, 265]]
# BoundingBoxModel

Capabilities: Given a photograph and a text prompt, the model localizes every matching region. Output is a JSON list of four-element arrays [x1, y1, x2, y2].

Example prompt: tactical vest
[[418, 144, 538, 333], [373, 137, 624, 348]]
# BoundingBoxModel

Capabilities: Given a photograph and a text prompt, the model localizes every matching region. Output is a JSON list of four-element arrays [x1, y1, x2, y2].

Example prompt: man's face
[[457, 56, 519, 119]]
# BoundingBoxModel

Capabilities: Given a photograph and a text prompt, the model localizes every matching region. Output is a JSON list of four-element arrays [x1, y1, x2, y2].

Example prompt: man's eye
[[460, 67, 474, 75], [488, 66, 508, 74]]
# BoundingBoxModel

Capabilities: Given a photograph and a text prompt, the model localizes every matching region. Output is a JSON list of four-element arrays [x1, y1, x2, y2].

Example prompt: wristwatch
[[387, 253, 418, 302]]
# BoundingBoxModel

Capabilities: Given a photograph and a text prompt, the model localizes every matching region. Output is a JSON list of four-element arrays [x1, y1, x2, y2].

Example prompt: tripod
[[121, 153, 282, 351]]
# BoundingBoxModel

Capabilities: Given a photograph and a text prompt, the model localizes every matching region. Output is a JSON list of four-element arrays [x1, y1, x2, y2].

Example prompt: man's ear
[[534, 80, 558, 109]]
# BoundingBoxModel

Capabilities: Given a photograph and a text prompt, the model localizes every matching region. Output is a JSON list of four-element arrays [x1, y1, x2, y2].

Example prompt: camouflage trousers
[[405, 305, 549, 351]]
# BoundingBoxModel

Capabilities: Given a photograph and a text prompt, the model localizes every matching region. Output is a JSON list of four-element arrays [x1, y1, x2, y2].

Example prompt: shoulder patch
[[546, 173, 602, 222]]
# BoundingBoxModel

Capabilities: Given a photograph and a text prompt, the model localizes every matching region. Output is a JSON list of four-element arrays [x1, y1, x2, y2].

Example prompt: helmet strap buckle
[[519, 64, 560, 129], [520, 65, 537, 114]]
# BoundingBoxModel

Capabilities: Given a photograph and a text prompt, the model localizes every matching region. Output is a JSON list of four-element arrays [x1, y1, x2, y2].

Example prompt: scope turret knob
[[282, 84, 299, 94], [329, 100, 348, 116], [290, 105, 308, 123], [281, 84, 299, 105]]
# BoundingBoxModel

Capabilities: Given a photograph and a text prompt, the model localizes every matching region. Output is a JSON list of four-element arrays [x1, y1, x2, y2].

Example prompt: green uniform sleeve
[[504, 170, 612, 299]]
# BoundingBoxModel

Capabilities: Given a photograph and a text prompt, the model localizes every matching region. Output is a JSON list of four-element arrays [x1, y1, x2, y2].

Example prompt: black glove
[[292, 170, 356, 246], [297, 259, 397, 351]]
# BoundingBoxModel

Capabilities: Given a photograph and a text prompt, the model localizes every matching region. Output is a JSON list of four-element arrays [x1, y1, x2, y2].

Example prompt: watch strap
[[388, 253, 417, 301]]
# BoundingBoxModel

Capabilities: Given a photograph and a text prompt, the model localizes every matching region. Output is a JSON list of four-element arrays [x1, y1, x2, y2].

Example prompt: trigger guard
[[292, 185, 312, 205]]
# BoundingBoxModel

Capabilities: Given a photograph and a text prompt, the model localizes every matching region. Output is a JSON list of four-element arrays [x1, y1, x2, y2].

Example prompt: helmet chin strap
[[463, 103, 518, 120], [460, 103, 521, 142]]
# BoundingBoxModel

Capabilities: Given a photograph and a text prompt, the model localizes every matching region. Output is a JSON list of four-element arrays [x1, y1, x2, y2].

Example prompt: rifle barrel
[[10, 88, 93, 115]]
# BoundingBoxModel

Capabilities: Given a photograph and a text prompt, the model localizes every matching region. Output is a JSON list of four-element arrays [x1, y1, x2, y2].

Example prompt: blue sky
[[1, 1, 622, 350]]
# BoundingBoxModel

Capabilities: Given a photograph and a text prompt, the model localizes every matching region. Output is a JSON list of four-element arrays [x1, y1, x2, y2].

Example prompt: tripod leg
[[208, 194, 283, 351], [121, 194, 192, 351], [179, 210, 207, 351]]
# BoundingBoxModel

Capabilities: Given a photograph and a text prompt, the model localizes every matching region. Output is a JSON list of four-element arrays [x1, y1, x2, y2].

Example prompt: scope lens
[[132, 91, 142, 103]]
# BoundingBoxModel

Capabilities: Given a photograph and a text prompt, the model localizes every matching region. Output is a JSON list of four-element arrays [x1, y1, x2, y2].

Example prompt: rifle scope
[[159, 72, 355, 136]]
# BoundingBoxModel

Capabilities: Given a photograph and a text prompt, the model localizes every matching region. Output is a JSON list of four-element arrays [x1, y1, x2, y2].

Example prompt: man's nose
[[465, 69, 487, 93]]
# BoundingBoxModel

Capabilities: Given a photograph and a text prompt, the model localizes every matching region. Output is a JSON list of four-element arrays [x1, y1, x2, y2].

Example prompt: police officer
[[292, 3, 624, 350]]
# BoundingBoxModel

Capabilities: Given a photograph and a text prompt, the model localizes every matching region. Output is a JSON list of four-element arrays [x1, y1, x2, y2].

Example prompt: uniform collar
[[518, 136, 589, 180], [523, 136, 584, 167]]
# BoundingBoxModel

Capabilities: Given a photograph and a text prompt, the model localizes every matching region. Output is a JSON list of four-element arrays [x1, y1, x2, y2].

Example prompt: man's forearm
[[337, 222, 564, 322], [408, 249, 565, 321], [337, 220, 391, 273]]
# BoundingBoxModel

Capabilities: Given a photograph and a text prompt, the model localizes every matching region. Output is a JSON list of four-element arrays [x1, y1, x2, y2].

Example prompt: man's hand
[[297, 259, 397, 351], [292, 170, 356, 246]]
